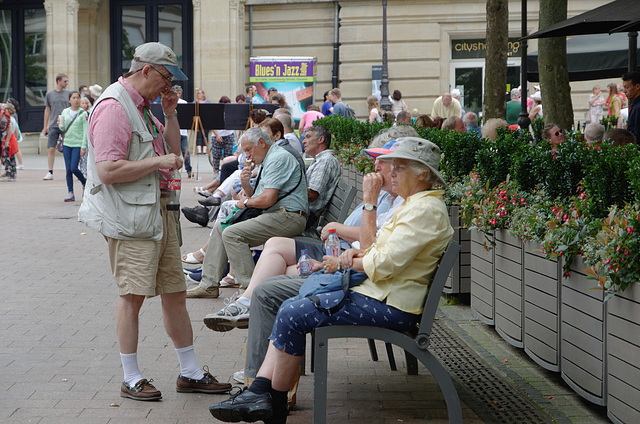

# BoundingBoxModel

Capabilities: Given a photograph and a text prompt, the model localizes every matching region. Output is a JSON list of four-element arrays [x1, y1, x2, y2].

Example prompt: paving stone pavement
[[0, 157, 610, 423]]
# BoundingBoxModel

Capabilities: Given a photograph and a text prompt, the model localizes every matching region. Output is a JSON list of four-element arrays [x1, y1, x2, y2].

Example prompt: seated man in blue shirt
[[187, 127, 308, 299]]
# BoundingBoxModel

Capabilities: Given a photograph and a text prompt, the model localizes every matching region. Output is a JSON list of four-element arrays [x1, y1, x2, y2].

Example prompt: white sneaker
[[16, 164, 24, 170], [232, 369, 244, 384], [43, 172, 53, 180]]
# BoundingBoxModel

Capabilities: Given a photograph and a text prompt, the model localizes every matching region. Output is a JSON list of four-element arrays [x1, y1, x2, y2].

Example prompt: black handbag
[[227, 154, 304, 225], [228, 206, 263, 225]]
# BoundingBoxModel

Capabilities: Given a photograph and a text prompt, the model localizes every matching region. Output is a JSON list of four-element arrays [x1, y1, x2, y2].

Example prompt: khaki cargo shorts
[[106, 206, 186, 297]]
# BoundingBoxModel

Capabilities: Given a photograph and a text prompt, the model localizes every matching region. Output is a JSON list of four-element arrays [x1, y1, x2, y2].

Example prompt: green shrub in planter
[[510, 141, 547, 193], [581, 142, 639, 218], [313, 115, 391, 174], [530, 116, 544, 143], [538, 135, 587, 201], [475, 128, 531, 189], [508, 188, 554, 243], [626, 151, 640, 204], [439, 130, 483, 184]]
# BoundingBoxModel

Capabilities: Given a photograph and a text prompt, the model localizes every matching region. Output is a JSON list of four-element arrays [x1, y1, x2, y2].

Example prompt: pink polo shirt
[[89, 77, 166, 163]]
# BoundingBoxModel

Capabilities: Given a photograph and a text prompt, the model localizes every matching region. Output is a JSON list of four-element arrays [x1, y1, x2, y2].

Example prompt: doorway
[[451, 60, 521, 117]]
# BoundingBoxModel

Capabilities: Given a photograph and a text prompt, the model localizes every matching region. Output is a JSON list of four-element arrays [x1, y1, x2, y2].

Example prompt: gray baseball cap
[[377, 137, 446, 187], [133, 42, 188, 81]]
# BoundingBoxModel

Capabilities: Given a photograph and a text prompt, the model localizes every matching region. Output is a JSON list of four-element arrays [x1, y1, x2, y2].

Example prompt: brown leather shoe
[[120, 379, 162, 401], [186, 285, 219, 298], [176, 366, 232, 394]]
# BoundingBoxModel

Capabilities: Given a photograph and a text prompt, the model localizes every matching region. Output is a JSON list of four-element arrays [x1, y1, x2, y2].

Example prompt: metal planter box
[[606, 283, 640, 424], [470, 230, 495, 325], [444, 206, 471, 295], [493, 230, 524, 348], [523, 241, 562, 372], [561, 256, 606, 406]]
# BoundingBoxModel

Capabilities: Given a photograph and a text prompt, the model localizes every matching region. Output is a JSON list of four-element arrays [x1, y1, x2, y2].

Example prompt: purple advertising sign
[[250, 59, 315, 82]]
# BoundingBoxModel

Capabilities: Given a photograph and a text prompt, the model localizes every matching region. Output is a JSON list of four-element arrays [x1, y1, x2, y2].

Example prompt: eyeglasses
[[390, 164, 408, 173], [150, 65, 173, 85]]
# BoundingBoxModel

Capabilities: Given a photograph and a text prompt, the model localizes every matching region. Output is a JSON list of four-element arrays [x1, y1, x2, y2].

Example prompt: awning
[[527, 33, 639, 82], [522, 0, 639, 40]]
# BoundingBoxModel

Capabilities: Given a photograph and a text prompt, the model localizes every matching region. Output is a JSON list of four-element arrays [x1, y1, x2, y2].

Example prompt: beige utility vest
[[78, 82, 168, 241]]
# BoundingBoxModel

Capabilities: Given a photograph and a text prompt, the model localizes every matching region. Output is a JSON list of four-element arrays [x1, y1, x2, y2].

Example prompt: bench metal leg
[[405, 350, 418, 375], [385, 342, 397, 371], [367, 338, 379, 361], [313, 334, 329, 424]]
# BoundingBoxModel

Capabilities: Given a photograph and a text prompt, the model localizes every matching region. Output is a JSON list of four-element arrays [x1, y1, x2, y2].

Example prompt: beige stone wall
[[193, 0, 246, 102], [38, 0, 619, 126], [77, 0, 110, 90], [43, 0, 79, 89]]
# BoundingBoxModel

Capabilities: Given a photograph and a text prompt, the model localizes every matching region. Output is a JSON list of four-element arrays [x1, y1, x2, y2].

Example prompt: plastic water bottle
[[325, 228, 341, 257], [166, 168, 181, 210], [298, 249, 313, 277]]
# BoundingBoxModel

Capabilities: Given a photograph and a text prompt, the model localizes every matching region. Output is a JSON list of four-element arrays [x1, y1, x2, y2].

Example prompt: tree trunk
[[483, 0, 508, 120], [538, 0, 574, 130]]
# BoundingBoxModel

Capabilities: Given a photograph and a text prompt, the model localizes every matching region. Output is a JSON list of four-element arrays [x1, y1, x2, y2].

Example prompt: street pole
[[380, 0, 392, 111], [518, 0, 531, 130]]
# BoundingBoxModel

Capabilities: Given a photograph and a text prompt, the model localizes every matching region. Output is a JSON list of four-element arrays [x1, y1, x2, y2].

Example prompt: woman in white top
[[391, 90, 408, 117], [367, 95, 383, 124]]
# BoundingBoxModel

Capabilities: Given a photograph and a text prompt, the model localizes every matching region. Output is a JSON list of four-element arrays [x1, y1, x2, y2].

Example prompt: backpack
[[0, 109, 9, 134], [338, 101, 357, 119]]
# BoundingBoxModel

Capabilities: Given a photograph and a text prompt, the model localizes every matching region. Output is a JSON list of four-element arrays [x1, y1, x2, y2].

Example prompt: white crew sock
[[120, 352, 143, 386], [237, 296, 250, 307], [176, 345, 204, 380]]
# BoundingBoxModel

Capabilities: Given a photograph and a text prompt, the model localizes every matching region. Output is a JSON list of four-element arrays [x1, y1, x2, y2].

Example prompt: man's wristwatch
[[163, 111, 177, 120], [243, 198, 249, 207], [364, 203, 377, 211]]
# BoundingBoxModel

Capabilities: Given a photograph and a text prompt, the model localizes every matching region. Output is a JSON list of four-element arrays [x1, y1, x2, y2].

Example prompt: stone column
[[77, 0, 109, 88], [44, 0, 79, 89], [193, 0, 245, 100]]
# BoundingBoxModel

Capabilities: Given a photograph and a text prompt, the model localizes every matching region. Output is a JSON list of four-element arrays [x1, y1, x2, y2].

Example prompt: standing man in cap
[[79, 42, 231, 401], [42, 73, 70, 180]]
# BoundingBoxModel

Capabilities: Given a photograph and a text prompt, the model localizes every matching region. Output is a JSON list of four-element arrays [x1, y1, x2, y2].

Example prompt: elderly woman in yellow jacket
[[209, 138, 454, 424]]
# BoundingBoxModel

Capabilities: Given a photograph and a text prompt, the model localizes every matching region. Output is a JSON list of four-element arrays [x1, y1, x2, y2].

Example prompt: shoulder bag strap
[[61, 111, 82, 135]]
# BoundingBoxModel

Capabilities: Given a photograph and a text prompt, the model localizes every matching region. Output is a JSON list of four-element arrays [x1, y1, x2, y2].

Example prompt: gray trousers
[[200, 208, 306, 290], [245, 275, 304, 379]]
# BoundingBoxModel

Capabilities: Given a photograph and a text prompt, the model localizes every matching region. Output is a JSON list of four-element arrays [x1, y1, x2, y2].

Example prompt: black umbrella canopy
[[523, 0, 639, 40], [610, 17, 640, 33], [527, 33, 639, 82]]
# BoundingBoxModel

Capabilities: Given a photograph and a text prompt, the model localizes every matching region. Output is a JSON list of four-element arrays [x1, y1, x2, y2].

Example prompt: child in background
[[80, 96, 92, 112], [58, 91, 88, 201], [1, 103, 18, 181]]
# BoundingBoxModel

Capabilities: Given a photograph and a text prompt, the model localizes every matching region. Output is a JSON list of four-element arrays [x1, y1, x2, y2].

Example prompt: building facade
[[0, 0, 614, 132]]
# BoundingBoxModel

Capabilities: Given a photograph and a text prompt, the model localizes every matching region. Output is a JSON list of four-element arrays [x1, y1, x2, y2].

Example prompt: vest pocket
[[114, 186, 160, 239]]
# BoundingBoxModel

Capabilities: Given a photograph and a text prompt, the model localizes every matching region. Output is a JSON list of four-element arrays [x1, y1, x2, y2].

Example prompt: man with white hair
[[188, 126, 309, 298], [463, 111, 481, 136], [431, 92, 461, 119], [442, 116, 466, 132], [584, 122, 605, 145], [506, 88, 521, 125], [450, 88, 465, 117]]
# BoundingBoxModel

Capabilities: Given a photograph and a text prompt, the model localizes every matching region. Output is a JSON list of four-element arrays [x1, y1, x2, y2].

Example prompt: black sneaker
[[209, 387, 273, 422], [181, 205, 209, 227]]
